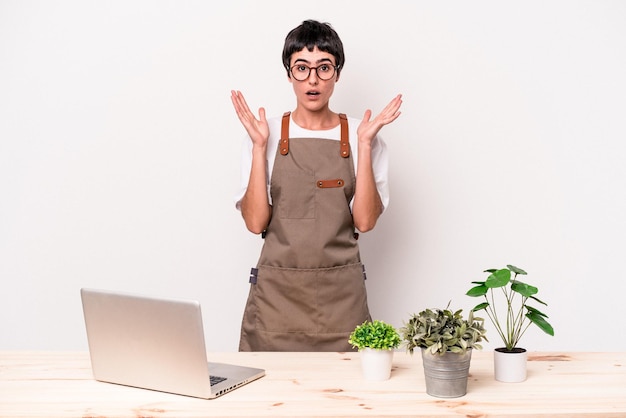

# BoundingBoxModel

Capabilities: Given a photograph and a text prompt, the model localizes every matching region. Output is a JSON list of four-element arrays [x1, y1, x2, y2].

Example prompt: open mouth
[[306, 91, 320, 96]]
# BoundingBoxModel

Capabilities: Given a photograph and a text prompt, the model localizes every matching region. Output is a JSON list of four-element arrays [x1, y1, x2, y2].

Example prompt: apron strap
[[339, 113, 350, 158], [280, 112, 291, 155], [280, 111, 349, 158]]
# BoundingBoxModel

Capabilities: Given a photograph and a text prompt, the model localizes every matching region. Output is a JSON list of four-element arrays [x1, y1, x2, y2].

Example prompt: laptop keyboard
[[210, 375, 227, 386]]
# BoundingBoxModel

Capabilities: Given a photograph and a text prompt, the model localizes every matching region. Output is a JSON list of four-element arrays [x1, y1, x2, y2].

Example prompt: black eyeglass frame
[[289, 63, 339, 81]]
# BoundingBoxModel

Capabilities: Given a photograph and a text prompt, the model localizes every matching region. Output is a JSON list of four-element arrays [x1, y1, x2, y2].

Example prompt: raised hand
[[357, 94, 403, 145], [231, 90, 270, 148]]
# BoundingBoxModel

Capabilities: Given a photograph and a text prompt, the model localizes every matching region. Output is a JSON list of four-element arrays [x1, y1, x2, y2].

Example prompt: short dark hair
[[282, 20, 345, 77]]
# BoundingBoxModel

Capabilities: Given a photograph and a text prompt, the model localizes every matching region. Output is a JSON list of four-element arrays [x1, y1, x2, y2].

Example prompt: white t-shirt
[[234, 115, 389, 212]]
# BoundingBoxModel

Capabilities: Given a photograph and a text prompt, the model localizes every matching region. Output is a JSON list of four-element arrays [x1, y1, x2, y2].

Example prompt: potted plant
[[466, 264, 555, 382], [349, 320, 401, 381], [400, 305, 487, 398]]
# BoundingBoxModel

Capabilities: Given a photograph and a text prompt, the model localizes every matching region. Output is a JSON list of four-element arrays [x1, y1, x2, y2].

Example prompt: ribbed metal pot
[[421, 348, 472, 398]]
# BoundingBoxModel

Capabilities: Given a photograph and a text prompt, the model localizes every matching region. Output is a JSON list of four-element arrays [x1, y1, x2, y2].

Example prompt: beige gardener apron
[[238, 112, 372, 352]]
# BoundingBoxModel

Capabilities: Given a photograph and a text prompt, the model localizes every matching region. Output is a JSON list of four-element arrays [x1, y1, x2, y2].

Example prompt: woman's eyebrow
[[293, 58, 311, 64], [292, 57, 334, 65]]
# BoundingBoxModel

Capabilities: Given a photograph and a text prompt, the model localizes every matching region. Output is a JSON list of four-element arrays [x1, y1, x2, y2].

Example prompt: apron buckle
[[249, 268, 259, 284]]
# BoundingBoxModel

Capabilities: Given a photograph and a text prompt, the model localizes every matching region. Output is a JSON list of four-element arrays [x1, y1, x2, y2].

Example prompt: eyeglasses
[[289, 63, 338, 81]]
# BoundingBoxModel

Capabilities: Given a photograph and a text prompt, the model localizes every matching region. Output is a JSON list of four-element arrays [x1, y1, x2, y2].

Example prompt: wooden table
[[1, 351, 625, 417]]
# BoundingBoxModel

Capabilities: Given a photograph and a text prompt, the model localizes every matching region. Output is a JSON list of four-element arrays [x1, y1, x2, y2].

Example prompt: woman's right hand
[[231, 90, 269, 148]]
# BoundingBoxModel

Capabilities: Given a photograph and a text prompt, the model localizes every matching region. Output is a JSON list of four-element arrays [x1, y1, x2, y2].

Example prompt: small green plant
[[400, 305, 487, 355], [348, 320, 401, 350], [466, 264, 554, 351]]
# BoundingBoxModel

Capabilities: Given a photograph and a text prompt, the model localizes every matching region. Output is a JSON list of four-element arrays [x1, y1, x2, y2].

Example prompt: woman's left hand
[[357, 94, 403, 145]]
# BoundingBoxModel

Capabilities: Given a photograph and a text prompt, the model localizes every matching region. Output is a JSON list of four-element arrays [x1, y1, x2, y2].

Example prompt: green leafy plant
[[348, 320, 401, 350], [400, 305, 487, 355], [466, 264, 554, 351]]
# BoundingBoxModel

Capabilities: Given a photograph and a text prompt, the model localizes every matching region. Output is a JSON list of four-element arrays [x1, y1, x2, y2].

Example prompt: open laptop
[[80, 288, 265, 399]]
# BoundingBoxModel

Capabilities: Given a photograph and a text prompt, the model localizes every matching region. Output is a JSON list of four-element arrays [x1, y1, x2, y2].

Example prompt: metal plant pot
[[421, 348, 472, 398]]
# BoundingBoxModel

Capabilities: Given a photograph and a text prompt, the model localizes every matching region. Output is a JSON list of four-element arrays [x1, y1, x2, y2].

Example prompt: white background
[[1, 0, 625, 352]]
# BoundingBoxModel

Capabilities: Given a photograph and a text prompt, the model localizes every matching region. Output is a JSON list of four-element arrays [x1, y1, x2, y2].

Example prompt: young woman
[[231, 20, 402, 351]]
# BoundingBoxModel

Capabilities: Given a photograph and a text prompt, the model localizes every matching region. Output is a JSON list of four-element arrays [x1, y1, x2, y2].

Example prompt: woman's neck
[[291, 108, 339, 130]]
